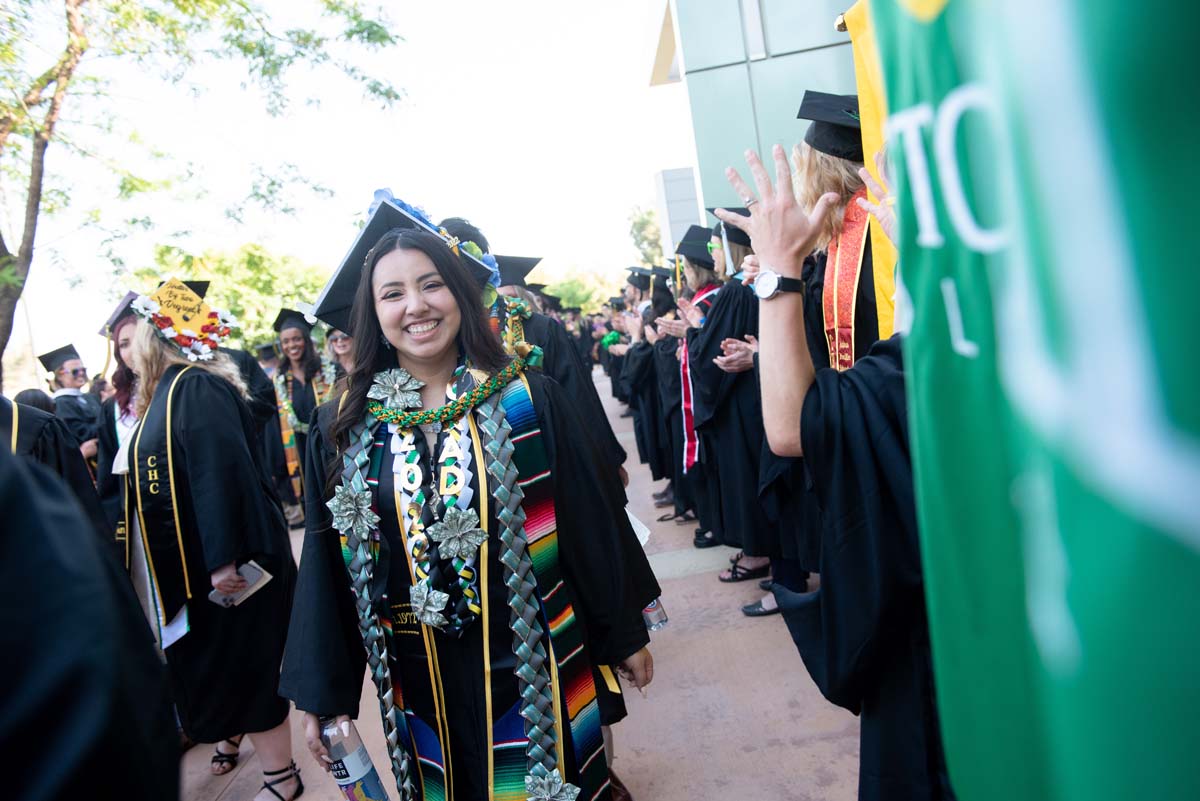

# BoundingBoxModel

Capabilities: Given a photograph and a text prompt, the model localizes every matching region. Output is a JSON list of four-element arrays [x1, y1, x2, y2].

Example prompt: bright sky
[[4, 0, 695, 390]]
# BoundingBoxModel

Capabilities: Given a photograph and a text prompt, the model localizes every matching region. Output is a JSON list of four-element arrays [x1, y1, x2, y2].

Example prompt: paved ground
[[181, 367, 859, 800]]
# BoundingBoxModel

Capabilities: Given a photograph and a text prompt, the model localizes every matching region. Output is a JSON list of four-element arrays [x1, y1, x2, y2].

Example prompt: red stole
[[823, 187, 871, 371], [680, 282, 722, 471]]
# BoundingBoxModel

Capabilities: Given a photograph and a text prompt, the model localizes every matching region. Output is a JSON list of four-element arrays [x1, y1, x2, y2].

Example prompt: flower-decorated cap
[[130, 277, 236, 362], [316, 190, 497, 333], [495, 255, 542, 288]]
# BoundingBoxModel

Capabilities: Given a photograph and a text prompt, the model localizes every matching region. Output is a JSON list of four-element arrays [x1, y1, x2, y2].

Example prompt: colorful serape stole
[[276, 392, 303, 500], [492, 378, 610, 801], [823, 187, 871, 371]]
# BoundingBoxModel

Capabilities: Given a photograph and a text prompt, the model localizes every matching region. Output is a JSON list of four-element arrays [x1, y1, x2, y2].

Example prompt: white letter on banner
[[939, 277, 979, 358], [935, 83, 1009, 253], [886, 103, 943, 248]]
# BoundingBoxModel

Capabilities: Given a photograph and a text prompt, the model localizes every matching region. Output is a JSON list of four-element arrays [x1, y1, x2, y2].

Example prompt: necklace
[[368, 358, 525, 429]]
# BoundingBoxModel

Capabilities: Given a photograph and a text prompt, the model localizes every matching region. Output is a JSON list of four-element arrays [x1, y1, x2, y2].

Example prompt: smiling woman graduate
[[280, 197, 658, 801]]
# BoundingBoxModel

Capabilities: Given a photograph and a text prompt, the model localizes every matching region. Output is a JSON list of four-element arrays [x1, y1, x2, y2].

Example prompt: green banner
[[870, 1, 1200, 799]]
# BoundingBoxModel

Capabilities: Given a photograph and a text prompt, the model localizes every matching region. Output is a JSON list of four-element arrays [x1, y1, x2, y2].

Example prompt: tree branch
[[16, 0, 90, 279]]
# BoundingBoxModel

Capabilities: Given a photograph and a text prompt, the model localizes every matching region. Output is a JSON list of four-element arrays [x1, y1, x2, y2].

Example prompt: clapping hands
[[714, 335, 758, 373]]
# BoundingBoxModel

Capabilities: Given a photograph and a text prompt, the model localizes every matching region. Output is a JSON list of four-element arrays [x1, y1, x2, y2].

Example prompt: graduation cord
[[339, 418, 416, 801], [475, 394, 573, 794]]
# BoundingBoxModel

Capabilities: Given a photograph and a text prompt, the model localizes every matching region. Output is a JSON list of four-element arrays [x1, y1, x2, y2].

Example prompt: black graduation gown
[[224, 347, 291, 505], [523, 311, 626, 468], [774, 336, 954, 801], [281, 372, 658, 800], [2, 395, 108, 541], [759, 256, 828, 570], [620, 341, 670, 481], [126, 365, 296, 741], [0, 446, 178, 801], [653, 335, 694, 515], [95, 396, 131, 544], [687, 282, 779, 556], [53, 390, 102, 445]]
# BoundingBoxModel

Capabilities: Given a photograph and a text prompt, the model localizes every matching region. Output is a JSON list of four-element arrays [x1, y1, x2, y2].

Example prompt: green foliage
[[136, 242, 330, 346], [628, 205, 662, 268], [545, 275, 612, 313]]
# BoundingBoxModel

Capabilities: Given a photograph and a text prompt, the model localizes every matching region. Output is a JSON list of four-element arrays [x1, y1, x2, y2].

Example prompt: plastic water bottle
[[642, 597, 669, 631], [320, 717, 390, 801]]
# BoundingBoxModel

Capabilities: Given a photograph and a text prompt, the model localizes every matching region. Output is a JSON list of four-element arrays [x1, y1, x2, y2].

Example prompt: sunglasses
[[328, 334, 351, 343], [63, 367, 88, 378], [706, 241, 719, 255]]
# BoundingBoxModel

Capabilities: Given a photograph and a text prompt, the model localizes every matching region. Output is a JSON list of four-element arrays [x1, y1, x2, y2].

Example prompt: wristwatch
[[754, 269, 804, 300]]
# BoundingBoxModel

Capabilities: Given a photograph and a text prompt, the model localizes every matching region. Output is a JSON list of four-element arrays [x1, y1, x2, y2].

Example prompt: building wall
[[673, 0, 857, 211], [655, 167, 703, 257]]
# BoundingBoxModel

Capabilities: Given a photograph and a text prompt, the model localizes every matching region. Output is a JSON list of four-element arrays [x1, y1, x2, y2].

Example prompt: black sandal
[[262, 760, 304, 801], [657, 510, 697, 524], [719, 559, 770, 583], [210, 736, 243, 775]]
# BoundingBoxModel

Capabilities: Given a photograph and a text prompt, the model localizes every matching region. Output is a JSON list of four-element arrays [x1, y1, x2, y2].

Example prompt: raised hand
[[714, 145, 838, 278], [856, 150, 897, 244]]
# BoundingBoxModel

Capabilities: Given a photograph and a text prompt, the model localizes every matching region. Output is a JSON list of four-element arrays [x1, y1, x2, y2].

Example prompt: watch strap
[[777, 276, 804, 294]]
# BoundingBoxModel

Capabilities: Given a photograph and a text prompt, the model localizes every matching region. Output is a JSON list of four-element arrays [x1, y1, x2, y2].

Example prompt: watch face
[[755, 271, 780, 299]]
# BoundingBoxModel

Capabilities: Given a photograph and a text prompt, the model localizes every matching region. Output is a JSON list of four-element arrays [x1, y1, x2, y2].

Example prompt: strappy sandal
[[261, 760, 304, 801], [210, 736, 243, 775], [656, 510, 696, 524], [719, 557, 770, 583]]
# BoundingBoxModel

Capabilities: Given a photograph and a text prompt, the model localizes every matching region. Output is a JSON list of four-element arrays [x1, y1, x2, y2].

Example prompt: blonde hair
[[132, 319, 248, 416], [794, 142, 865, 249], [683, 256, 720, 290]]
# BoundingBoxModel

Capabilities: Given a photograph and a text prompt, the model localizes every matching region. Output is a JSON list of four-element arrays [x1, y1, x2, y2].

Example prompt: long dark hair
[[111, 316, 137, 417], [328, 228, 509, 460], [281, 324, 322, 382]]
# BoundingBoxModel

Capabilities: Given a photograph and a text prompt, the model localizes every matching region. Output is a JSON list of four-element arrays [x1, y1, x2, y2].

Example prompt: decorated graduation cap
[[675, 225, 715, 267], [38, 344, 82, 373], [797, 91, 863, 162], [495, 255, 542, 288], [315, 190, 501, 333], [626, 267, 652, 292], [273, 308, 315, 335], [128, 277, 236, 362]]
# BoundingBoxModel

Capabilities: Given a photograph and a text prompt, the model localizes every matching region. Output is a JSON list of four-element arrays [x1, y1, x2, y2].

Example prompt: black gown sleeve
[[279, 404, 367, 718], [528, 313, 627, 467], [94, 398, 123, 536], [775, 336, 921, 709], [686, 283, 758, 430], [0, 448, 178, 801], [225, 347, 279, 431], [173, 372, 284, 572], [529, 374, 658, 665]]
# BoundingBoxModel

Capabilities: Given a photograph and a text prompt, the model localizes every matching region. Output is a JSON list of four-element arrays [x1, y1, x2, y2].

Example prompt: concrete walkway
[[181, 367, 859, 801]]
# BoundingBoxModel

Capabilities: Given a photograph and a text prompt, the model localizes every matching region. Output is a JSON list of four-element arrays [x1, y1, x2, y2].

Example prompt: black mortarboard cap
[[650, 266, 674, 282], [626, 267, 652, 292], [542, 295, 563, 312], [274, 309, 314, 335], [38, 344, 82, 373], [315, 197, 495, 333], [706, 207, 753, 248], [674, 225, 715, 267], [526, 283, 548, 295], [495, 255, 542, 288], [607, 296, 625, 309], [797, 91, 863, 161], [98, 291, 140, 336], [256, 342, 279, 361]]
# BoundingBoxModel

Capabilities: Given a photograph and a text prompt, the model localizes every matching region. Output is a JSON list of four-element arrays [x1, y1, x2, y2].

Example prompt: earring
[[380, 332, 393, 350]]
